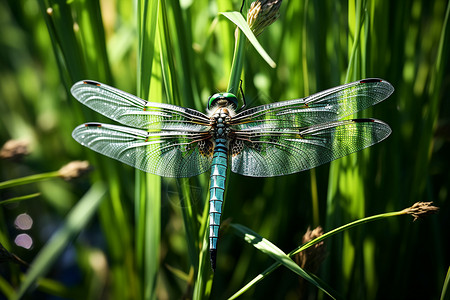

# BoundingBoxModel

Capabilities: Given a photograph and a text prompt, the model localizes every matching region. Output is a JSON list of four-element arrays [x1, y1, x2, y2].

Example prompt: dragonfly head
[[208, 93, 238, 110]]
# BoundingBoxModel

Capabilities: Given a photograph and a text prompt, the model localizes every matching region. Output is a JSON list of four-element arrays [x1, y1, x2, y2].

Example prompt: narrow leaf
[[441, 266, 450, 300], [220, 12, 276, 68], [13, 183, 106, 299], [0, 193, 41, 205], [231, 224, 336, 299]]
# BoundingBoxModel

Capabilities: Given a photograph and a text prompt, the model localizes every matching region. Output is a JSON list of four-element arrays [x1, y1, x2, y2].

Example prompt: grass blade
[[441, 266, 450, 300], [0, 172, 58, 189], [13, 183, 106, 299], [220, 11, 276, 68], [0, 193, 40, 205], [193, 188, 214, 299], [230, 203, 433, 299], [136, 2, 164, 299], [231, 223, 337, 299]]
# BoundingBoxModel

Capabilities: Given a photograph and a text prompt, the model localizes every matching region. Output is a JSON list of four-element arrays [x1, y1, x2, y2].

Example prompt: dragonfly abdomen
[[209, 138, 228, 271]]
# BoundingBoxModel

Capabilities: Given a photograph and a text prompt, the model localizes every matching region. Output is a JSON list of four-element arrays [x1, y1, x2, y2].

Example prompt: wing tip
[[360, 78, 395, 99], [84, 122, 102, 128], [351, 118, 376, 123], [351, 118, 390, 126], [71, 80, 102, 98], [351, 118, 392, 139], [71, 79, 102, 88], [82, 80, 101, 86], [72, 122, 102, 137], [360, 78, 383, 84]]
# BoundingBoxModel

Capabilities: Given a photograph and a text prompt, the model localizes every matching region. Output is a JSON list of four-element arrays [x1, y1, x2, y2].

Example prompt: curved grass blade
[[230, 224, 337, 299], [136, 1, 162, 299], [0, 172, 59, 189], [227, 28, 246, 95], [220, 11, 276, 68], [0, 193, 41, 205], [0, 275, 14, 299], [230, 205, 429, 299], [441, 266, 450, 300], [193, 192, 214, 299], [13, 183, 106, 299]]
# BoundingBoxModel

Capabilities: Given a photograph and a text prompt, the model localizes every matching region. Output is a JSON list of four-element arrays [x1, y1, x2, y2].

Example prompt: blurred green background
[[0, 0, 449, 299]]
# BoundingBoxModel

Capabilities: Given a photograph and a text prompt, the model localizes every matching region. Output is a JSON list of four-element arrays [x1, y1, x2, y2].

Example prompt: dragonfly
[[71, 78, 394, 270]]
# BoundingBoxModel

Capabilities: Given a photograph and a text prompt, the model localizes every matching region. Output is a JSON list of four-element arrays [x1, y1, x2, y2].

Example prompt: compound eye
[[208, 93, 221, 110], [207, 93, 238, 110]]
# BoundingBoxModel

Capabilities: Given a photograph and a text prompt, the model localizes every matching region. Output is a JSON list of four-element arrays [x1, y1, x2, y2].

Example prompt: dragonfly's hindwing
[[230, 119, 391, 177], [72, 123, 214, 177]]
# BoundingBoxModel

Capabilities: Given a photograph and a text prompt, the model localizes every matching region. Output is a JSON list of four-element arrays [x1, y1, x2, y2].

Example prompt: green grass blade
[[231, 223, 337, 299], [32, 277, 78, 300], [0, 172, 58, 189], [0, 192, 40, 205], [0, 275, 14, 299], [227, 29, 246, 95], [137, 0, 159, 97], [159, 0, 179, 105], [136, 2, 163, 299], [325, 1, 369, 296], [229, 205, 420, 299], [193, 225, 214, 300], [220, 12, 276, 68], [178, 178, 200, 269], [37, 0, 85, 85], [72, 0, 113, 83], [441, 266, 450, 300], [144, 174, 161, 300], [13, 183, 106, 299], [165, 0, 196, 108], [193, 188, 214, 299]]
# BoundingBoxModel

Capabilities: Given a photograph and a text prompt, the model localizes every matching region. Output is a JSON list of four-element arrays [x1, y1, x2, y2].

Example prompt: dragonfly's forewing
[[231, 78, 394, 130], [230, 118, 391, 177], [72, 123, 213, 177], [71, 80, 210, 131]]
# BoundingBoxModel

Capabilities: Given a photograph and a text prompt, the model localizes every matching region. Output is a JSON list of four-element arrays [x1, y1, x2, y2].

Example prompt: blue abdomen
[[209, 138, 228, 270]]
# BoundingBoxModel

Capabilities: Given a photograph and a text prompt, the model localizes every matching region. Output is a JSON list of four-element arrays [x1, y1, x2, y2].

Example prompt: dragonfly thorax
[[210, 108, 232, 140]]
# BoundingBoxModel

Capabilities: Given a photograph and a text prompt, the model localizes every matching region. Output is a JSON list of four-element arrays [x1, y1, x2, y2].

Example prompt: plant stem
[[0, 193, 41, 205], [227, 28, 246, 95], [229, 206, 416, 299], [0, 172, 59, 189]]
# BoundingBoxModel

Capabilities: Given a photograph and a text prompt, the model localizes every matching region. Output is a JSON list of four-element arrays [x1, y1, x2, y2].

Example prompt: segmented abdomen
[[209, 138, 228, 270]]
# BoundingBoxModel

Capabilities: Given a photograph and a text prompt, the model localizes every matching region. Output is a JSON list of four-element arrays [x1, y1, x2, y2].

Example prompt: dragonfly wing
[[232, 78, 394, 129], [71, 80, 210, 131], [72, 123, 214, 177], [230, 119, 391, 177]]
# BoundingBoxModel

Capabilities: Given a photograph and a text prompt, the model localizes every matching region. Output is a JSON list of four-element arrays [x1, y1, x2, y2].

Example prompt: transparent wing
[[72, 123, 214, 177], [71, 80, 210, 131], [230, 119, 391, 177], [231, 78, 394, 130]]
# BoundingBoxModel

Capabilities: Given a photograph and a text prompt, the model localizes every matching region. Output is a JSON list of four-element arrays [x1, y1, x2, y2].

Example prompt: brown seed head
[[247, 0, 282, 36], [295, 226, 327, 298], [402, 201, 439, 221], [295, 226, 326, 272], [58, 160, 92, 180], [0, 139, 30, 160]]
